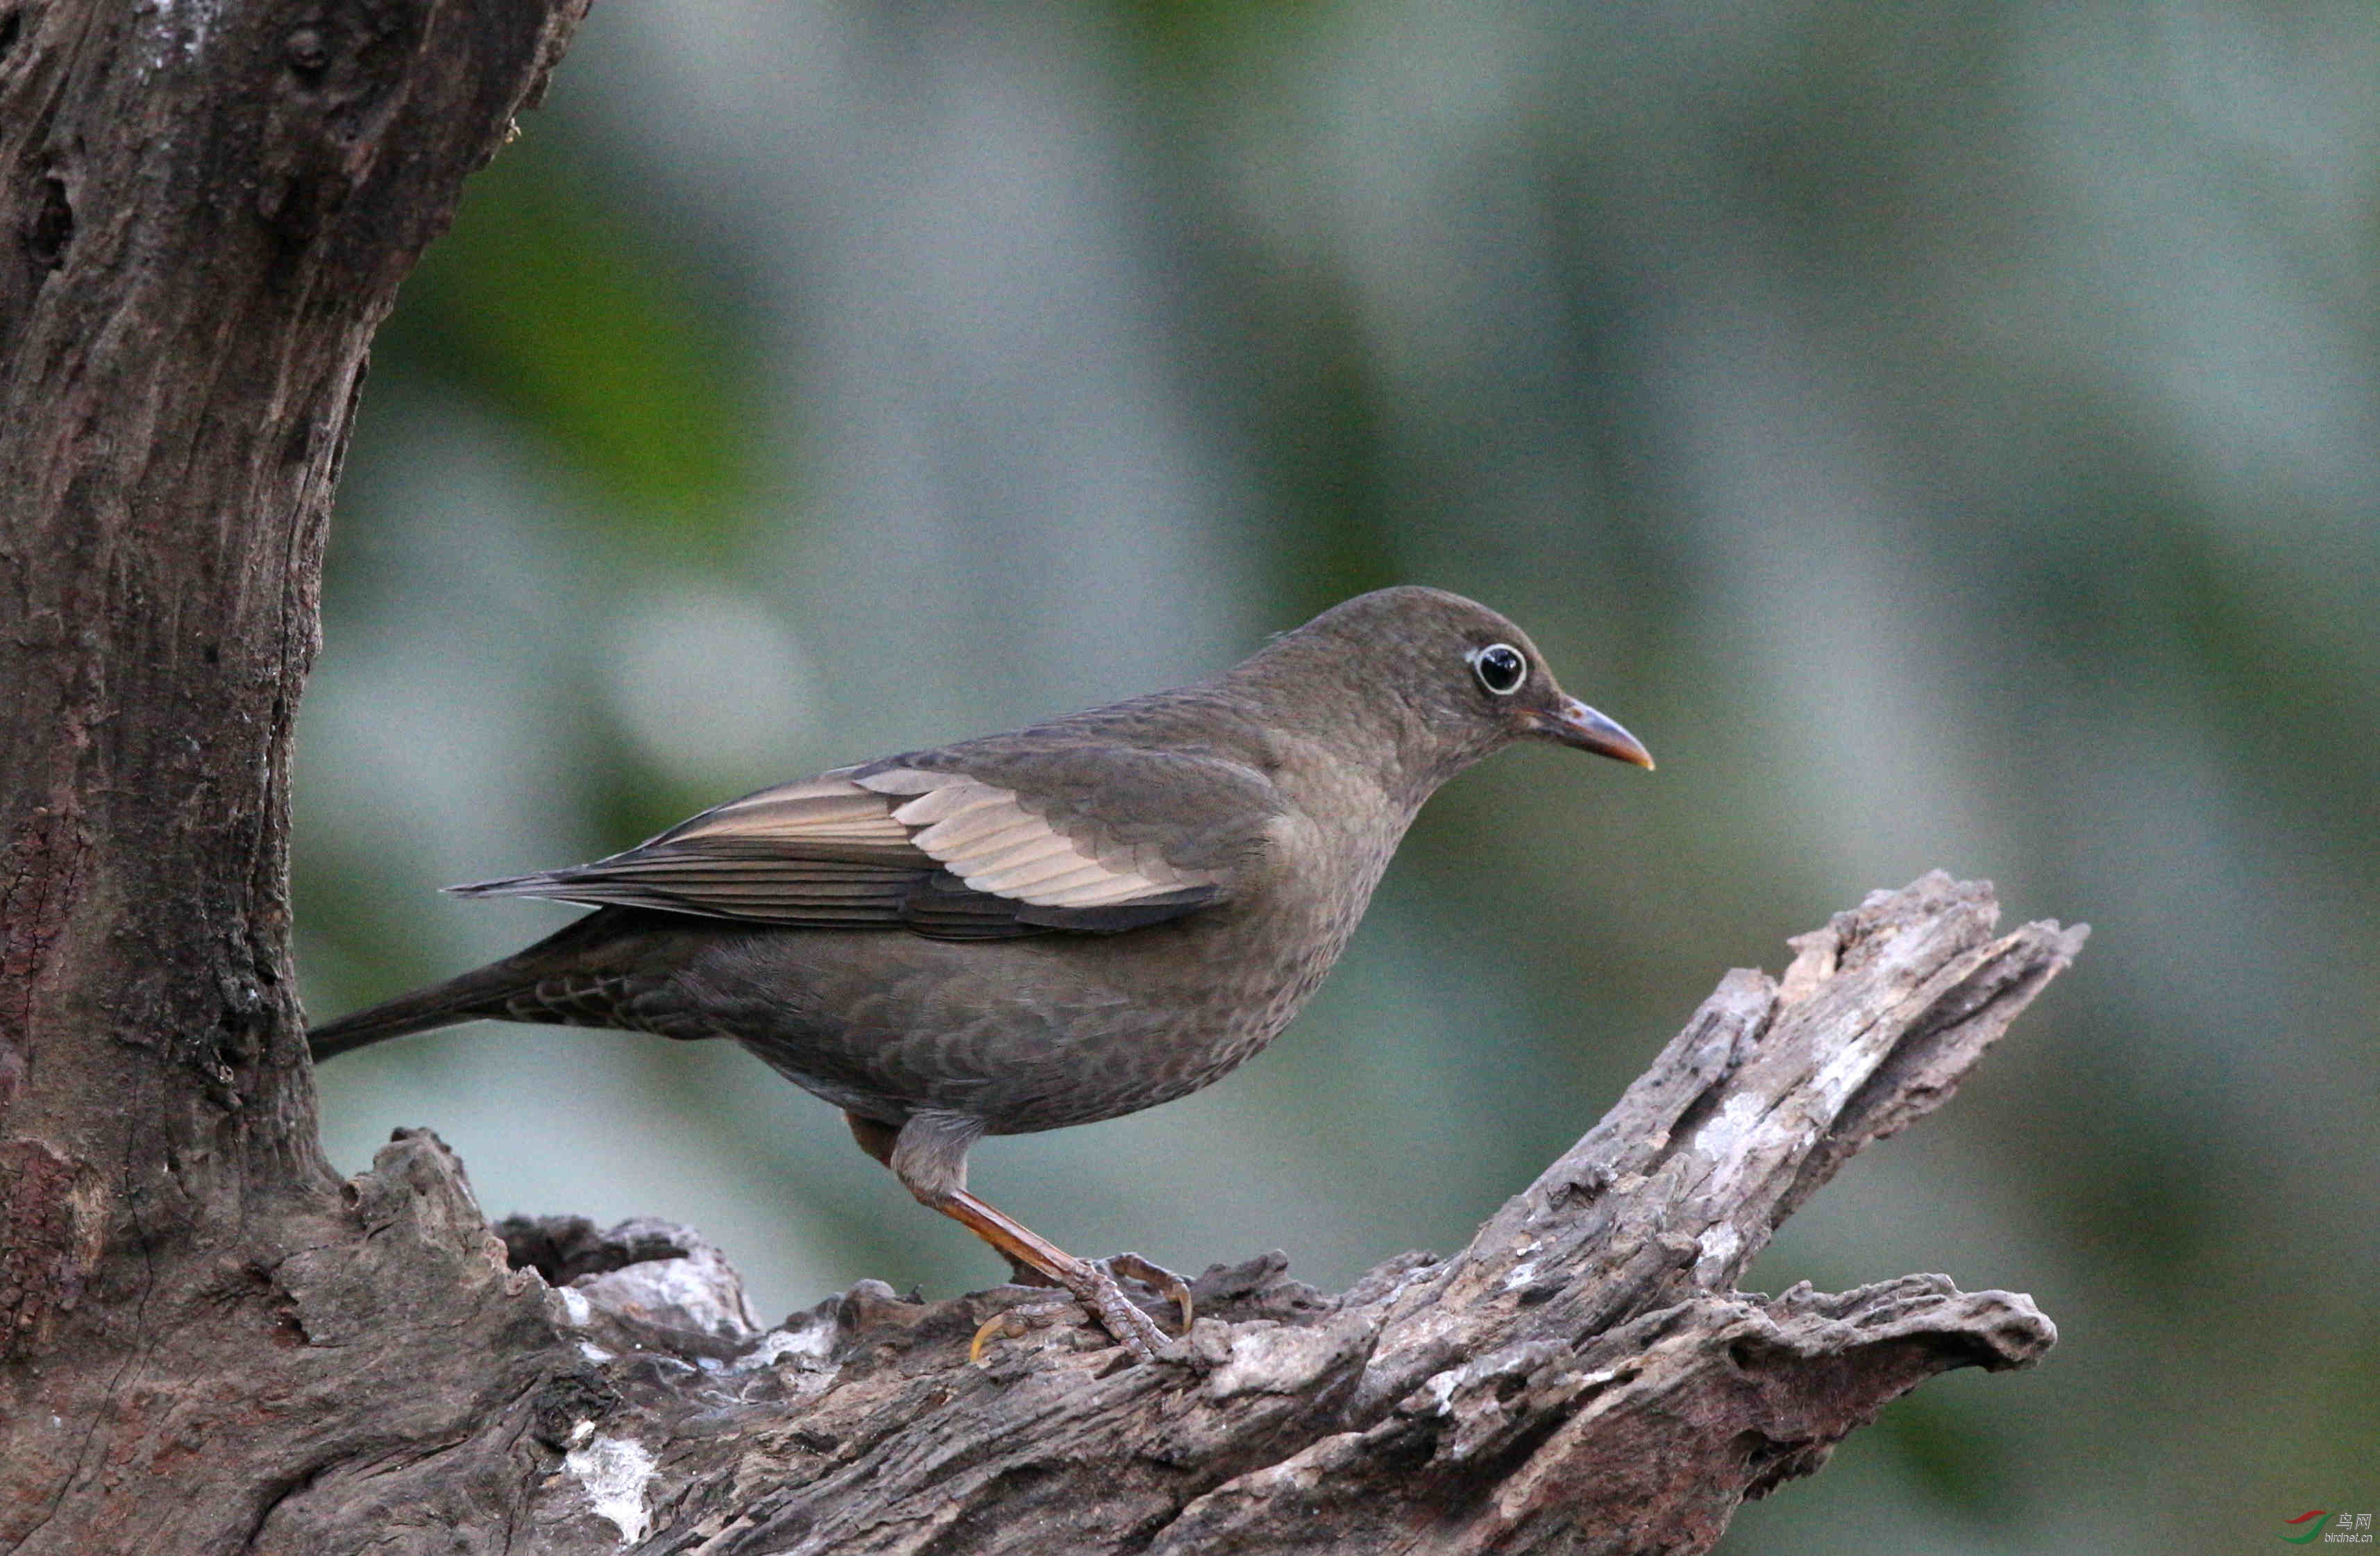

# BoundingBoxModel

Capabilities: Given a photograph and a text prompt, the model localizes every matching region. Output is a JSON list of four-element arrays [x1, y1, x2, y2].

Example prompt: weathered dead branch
[[262, 873, 2078, 1555]]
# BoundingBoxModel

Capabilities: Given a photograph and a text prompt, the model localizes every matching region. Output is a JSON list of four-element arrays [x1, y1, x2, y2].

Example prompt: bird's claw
[[969, 1300, 1068, 1366]]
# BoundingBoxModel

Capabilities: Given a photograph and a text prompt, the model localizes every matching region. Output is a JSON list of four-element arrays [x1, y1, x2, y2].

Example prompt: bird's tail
[[307, 961, 534, 1063]]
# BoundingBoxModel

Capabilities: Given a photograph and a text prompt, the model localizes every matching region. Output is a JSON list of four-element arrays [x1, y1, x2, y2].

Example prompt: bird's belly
[[688, 903, 1355, 1136]]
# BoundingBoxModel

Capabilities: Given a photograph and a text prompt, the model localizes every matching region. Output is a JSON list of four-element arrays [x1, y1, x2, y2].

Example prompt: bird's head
[[1251, 586, 1653, 797]]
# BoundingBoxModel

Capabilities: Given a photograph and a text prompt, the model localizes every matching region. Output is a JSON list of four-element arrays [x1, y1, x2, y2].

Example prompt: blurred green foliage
[[385, 132, 756, 557]]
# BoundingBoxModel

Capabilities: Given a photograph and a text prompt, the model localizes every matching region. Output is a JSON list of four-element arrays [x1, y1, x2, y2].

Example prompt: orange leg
[[842, 1110, 1191, 1362]]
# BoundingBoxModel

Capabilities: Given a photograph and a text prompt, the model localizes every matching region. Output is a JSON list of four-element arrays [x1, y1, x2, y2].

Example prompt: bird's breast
[[970, 802, 1401, 1128]]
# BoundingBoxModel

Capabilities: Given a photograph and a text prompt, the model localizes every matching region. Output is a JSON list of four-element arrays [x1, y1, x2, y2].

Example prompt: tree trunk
[[0, 0, 589, 1546], [0, 9, 2084, 1552]]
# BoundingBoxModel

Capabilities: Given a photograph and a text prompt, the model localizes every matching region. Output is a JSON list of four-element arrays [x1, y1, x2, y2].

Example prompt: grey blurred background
[[295, 3, 2378, 1551]]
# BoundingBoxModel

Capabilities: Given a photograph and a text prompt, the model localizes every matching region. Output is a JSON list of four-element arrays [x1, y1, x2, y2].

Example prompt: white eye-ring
[[1469, 642, 1527, 695]]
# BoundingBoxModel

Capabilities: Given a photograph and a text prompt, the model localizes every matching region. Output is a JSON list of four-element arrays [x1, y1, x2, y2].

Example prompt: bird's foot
[[1067, 1257, 1173, 1362], [968, 1253, 1190, 1367], [969, 1299, 1072, 1365], [1104, 1251, 1195, 1335]]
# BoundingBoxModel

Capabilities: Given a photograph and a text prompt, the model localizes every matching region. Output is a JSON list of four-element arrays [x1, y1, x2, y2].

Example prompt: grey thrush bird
[[309, 586, 1653, 1360]]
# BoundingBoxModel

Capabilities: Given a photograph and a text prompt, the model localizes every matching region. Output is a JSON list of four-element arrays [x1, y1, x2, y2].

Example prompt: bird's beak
[[1530, 696, 1655, 769]]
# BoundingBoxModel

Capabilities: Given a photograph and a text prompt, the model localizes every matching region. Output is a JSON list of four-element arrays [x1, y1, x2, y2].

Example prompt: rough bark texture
[[0, 6, 2084, 1552], [0, 0, 589, 1547]]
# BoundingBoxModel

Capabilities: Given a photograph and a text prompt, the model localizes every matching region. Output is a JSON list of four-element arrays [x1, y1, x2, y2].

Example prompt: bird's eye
[[1471, 643, 1527, 696]]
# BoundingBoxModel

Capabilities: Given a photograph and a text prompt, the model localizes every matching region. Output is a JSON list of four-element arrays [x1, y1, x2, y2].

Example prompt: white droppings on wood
[[563, 1433, 657, 1546]]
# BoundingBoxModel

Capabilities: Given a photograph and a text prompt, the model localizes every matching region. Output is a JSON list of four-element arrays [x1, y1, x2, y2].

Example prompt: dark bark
[[0, 0, 587, 1547], [0, 7, 2084, 1551]]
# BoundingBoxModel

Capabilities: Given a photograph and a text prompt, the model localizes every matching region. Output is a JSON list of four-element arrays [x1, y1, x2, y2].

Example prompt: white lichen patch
[[575, 1243, 761, 1342], [1690, 1092, 1771, 1161], [142, 0, 222, 71], [1807, 1040, 1875, 1115], [564, 1432, 657, 1546], [1693, 1224, 1742, 1286], [734, 1315, 837, 1372], [178, 0, 219, 60]]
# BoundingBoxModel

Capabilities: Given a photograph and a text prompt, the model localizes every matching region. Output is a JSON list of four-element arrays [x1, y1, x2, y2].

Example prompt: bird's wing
[[448, 753, 1278, 938]]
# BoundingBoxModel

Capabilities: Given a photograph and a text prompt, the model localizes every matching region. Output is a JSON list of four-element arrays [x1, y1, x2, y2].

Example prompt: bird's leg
[[847, 1111, 1043, 1286], [931, 1187, 1170, 1363], [854, 1110, 1176, 1362]]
